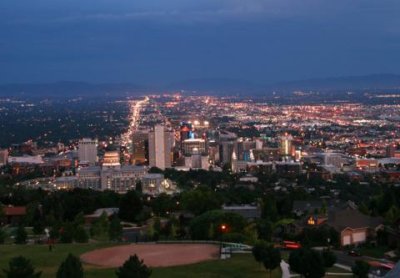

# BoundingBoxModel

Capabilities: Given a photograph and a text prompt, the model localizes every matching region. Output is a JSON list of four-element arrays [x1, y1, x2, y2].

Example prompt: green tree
[[3, 256, 41, 278], [385, 205, 400, 226], [109, 215, 123, 241], [56, 254, 83, 278], [252, 240, 270, 263], [256, 219, 273, 242], [150, 193, 174, 217], [115, 255, 151, 278], [135, 180, 143, 194], [321, 249, 336, 268], [73, 226, 89, 243], [119, 190, 143, 222], [189, 210, 246, 240], [352, 260, 370, 278], [73, 212, 85, 227], [60, 223, 74, 243], [243, 223, 258, 245], [261, 196, 278, 222], [14, 225, 27, 244], [262, 246, 281, 278], [90, 212, 110, 240], [289, 248, 325, 278], [153, 217, 161, 237], [181, 186, 221, 216], [0, 228, 7, 244], [169, 223, 177, 239]]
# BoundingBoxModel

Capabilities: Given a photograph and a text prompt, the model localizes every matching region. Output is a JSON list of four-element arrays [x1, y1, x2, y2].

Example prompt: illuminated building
[[76, 151, 147, 193], [279, 133, 294, 158], [180, 122, 193, 144], [0, 149, 9, 166], [148, 125, 174, 170], [184, 152, 209, 170], [141, 173, 178, 196], [102, 151, 120, 168], [132, 130, 148, 165], [218, 131, 237, 165], [356, 159, 379, 171], [182, 138, 206, 155], [78, 138, 98, 165]]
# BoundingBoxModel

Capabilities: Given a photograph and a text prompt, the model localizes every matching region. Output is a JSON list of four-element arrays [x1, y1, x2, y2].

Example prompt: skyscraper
[[149, 125, 174, 170], [132, 130, 148, 165], [280, 133, 293, 158], [78, 138, 98, 165]]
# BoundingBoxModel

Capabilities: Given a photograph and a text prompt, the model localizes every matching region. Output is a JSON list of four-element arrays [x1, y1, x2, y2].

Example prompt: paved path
[[280, 260, 291, 278]]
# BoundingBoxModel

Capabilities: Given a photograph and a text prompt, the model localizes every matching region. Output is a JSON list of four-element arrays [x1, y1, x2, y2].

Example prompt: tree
[[90, 212, 109, 240], [109, 215, 123, 241], [262, 247, 281, 278], [73, 226, 89, 243], [261, 196, 278, 222], [0, 228, 7, 244], [73, 212, 85, 227], [289, 248, 325, 278], [181, 186, 221, 216], [14, 225, 27, 244], [153, 217, 161, 241], [119, 190, 143, 222], [3, 256, 41, 278], [60, 223, 74, 243], [135, 180, 143, 194], [56, 254, 83, 278], [252, 240, 270, 263], [115, 255, 151, 278], [256, 219, 273, 242], [189, 210, 246, 240], [321, 249, 336, 268], [352, 260, 370, 278]]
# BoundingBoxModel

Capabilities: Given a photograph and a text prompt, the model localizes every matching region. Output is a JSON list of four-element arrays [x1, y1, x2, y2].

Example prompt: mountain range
[[1, 74, 400, 97]]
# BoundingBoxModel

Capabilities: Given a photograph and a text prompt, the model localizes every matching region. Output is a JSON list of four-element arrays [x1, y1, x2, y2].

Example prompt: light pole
[[220, 224, 227, 258]]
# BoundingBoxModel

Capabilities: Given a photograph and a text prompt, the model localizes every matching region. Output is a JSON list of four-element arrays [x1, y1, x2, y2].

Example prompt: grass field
[[359, 245, 389, 258], [0, 244, 281, 278]]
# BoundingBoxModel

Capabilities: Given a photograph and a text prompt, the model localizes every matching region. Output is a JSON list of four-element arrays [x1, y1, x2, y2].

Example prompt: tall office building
[[149, 125, 174, 170], [180, 122, 193, 142], [78, 138, 98, 165], [218, 131, 237, 165], [0, 149, 8, 166], [132, 130, 148, 165], [279, 133, 294, 158]]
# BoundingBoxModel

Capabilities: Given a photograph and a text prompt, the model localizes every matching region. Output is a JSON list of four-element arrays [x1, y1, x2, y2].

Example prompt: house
[[84, 208, 119, 224], [327, 208, 383, 246], [1, 206, 27, 225], [292, 200, 323, 217], [222, 205, 261, 220]]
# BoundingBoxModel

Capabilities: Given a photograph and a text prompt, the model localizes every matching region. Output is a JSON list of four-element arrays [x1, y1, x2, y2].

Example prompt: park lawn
[[326, 266, 351, 273], [0, 243, 120, 278], [359, 245, 389, 258], [1, 244, 281, 278], [84, 253, 282, 278]]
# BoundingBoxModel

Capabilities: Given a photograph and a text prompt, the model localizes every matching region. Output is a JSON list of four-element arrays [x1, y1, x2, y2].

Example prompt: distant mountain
[[1, 74, 400, 98], [269, 74, 400, 92], [167, 78, 260, 93], [0, 81, 146, 97]]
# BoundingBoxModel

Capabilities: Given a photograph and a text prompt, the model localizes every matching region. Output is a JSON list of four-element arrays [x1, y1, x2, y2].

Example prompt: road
[[121, 96, 149, 149], [334, 250, 359, 267]]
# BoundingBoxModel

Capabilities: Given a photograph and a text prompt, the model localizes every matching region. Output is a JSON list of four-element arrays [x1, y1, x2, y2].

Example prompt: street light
[[220, 224, 228, 258]]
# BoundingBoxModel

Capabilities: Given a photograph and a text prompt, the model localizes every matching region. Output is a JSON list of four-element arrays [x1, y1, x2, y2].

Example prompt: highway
[[121, 96, 149, 149]]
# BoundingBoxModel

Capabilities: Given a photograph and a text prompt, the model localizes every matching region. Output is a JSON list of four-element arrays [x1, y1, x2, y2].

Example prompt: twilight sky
[[0, 0, 399, 85]]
